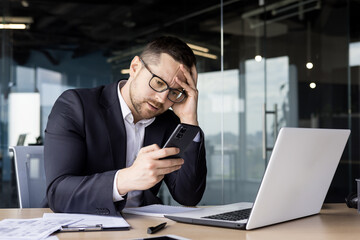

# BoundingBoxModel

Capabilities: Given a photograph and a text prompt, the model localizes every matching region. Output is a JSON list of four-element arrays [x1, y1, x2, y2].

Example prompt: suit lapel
[[99, 81, 127, 169], [143, 120, 165, 147]]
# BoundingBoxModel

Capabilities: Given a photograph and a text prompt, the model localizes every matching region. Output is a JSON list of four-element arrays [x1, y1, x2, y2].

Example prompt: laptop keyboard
[[202, 208, 252, 221]]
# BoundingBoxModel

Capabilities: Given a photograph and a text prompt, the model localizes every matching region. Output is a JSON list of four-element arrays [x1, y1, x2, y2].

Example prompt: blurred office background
[[0, 0, 359, 207]]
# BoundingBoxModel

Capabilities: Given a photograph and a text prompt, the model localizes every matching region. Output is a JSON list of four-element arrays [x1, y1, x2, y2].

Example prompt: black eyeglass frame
[[139, 58, 186, 103]]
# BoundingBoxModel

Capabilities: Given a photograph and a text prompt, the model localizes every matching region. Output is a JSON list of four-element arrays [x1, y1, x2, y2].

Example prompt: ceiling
[[1, 0, 360, 67], [1, 0, 223, 65]]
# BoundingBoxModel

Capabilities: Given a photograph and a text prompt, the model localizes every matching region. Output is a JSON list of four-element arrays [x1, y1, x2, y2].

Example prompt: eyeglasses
[[139, 58, 186, 103]]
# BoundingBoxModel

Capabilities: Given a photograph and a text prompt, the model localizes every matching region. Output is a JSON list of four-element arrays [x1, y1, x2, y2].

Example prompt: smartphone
[[162, 123, 200, 159], [133, 234, 190, 240]]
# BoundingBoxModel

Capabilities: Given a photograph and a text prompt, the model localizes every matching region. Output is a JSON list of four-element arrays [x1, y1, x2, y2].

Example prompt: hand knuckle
[[161, 148, 168, 155], [146, 162, 155, 169], [149, 171, 156, 178]]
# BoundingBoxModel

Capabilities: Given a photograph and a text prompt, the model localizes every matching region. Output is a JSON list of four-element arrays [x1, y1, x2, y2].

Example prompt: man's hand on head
[[172, 64, 199, 126]]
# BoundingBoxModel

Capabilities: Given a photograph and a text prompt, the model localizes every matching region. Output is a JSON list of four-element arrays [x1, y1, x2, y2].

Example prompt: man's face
[[128, 53, 186, 121]]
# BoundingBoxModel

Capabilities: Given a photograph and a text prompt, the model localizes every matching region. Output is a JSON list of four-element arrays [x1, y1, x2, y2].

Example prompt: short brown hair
[[140, 36, 196, 69]]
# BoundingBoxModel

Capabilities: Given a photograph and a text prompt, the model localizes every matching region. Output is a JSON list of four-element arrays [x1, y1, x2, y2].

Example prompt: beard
[[129, 80, 165, 120]]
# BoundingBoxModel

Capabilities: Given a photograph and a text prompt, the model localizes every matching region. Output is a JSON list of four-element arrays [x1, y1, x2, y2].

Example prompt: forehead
[[150, 53, 186, 86]]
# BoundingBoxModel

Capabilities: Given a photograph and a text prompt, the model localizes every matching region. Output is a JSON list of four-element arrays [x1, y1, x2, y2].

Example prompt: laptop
[[165, 127, 350, 230]]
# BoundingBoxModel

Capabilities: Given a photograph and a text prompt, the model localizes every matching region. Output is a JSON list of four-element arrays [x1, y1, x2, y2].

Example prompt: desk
[[0, 204, 359, 240]]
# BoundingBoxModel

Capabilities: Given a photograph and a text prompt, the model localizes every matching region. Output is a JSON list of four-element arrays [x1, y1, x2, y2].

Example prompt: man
[[44, 36, 207, 215]]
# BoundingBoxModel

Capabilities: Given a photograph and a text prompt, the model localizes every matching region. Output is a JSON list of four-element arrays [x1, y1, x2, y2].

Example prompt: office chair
[[9, 146, 46, 208]]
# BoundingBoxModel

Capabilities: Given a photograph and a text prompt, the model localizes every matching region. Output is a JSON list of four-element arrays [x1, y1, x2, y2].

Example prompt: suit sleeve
[[44, 90, 125, 215], [164, 129, 207, 206]]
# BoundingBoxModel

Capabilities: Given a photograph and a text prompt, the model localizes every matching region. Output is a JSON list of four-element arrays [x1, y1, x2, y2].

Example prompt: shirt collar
[[117, 80, 155, 126]]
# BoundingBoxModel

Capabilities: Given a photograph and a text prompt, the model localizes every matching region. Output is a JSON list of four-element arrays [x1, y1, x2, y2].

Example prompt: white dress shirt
[[113, 81, 155, 207]]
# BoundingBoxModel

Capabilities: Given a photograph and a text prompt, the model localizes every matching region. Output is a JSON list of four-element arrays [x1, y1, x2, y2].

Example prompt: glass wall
[[1, 0, 359, 207]]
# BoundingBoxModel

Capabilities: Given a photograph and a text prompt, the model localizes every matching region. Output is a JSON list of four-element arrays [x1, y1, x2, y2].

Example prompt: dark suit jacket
[[44, 80, 207, 216]]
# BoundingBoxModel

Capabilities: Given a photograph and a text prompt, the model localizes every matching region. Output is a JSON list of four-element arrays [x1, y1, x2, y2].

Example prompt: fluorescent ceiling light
[[192, 50, 217, 60], [21, 0, 30, 7], [187, 43, 217, 59], [0, 16, 33, 23], [0, 16, 32, 30], [121, 69, 130, 74], [0, 24, 27, 29], [187, 43, 209, 53]]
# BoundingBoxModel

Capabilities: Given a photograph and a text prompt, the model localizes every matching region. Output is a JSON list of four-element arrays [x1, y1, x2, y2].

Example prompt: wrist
[[116, 168, 133, 195], [180, 117, 198, 126]]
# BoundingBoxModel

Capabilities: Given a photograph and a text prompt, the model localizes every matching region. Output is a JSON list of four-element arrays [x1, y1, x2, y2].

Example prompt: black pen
[[147, 222, 167, 234]]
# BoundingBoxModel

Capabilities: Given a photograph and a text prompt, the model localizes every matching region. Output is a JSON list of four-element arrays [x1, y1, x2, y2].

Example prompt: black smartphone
[[162, 123, 200, 159], [134, 235, 190, 240]]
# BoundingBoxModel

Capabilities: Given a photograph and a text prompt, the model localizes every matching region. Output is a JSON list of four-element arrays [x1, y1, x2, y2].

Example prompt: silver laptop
[[165, 127, 350, 230]]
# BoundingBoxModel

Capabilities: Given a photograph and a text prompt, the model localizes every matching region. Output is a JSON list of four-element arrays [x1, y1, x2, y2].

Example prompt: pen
[[147, 222, 167, 234]]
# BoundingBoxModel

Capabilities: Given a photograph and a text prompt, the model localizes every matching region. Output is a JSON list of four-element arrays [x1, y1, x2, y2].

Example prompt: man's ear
[[129, 56, 142, 78]]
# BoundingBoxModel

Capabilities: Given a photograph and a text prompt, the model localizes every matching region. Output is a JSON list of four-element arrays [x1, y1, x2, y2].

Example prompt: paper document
[[0, 217, 76, 240], [123, 204, 199, 217], [43, 213, 130, 231]]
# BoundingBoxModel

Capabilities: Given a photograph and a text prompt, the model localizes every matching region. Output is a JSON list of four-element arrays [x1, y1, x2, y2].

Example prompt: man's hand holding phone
[[116, 122, 199, 195], [116, 144, 184, 195]]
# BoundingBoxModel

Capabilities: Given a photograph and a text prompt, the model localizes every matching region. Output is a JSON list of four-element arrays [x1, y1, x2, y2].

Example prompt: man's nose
[[155, 90, 168, 103]]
